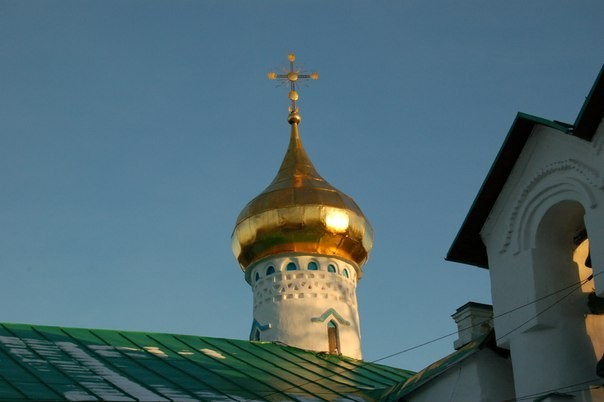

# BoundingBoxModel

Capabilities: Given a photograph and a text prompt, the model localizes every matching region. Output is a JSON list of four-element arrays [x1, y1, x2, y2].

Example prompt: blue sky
[[1, 0, 603, 372]]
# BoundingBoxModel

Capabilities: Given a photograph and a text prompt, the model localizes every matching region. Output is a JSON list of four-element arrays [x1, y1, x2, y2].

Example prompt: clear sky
[[1, 0, 603, 372]]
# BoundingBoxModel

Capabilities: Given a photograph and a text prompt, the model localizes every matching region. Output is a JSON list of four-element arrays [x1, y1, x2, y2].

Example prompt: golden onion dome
[[231, 119, 373, 278]]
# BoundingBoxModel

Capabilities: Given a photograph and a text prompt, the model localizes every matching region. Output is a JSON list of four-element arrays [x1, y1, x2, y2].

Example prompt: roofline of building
[[446, 64, 604, 269]]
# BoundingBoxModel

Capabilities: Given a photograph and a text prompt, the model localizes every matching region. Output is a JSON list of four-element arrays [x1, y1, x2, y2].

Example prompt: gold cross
[[268, 53, 319, 118]]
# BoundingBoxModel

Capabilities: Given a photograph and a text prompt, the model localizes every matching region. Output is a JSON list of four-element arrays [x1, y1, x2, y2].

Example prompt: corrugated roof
[[0, 323, 413, 401]]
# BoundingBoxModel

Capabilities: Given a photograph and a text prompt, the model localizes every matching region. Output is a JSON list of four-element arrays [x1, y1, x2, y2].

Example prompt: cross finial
[[268, 53, 319, 124]]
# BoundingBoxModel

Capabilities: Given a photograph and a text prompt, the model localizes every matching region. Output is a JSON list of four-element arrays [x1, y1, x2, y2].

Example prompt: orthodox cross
[[268, 53, 319, 117]]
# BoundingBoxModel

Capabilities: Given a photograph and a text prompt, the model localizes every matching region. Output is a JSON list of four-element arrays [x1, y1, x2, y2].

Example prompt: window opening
[[286, 262, 297, 271], [266, 266, 275, 276], [327, 264, 336, 273], [255, 272, 260, 282], [308, 262, 318, 271], [343, 268, 349, 278], [327, 320, 340, 355]]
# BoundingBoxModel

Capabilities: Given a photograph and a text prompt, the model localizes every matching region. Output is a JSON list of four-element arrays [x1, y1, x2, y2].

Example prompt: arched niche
[[532, 200, 592, 326]]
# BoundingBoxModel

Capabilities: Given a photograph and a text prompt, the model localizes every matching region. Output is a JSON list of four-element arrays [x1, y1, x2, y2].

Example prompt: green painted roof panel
[[0, 323, 413, 401], [384, 333, 494, 401]]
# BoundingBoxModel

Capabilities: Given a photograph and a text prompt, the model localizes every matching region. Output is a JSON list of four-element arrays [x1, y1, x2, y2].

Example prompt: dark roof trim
[[446, 114, 570, 268], [447, 65, 604, 269], [575, 65, 604, 140]]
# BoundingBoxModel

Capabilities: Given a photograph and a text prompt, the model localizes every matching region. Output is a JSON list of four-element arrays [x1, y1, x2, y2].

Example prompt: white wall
[[404, 349, 515, 402], [481, 122, 604, 400], [247, 253, 363, 359]]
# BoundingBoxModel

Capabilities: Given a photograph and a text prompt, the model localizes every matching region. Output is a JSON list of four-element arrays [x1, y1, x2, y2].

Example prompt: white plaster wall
[[247, 253, 363, 359], [404, 350, 515, 402], [480, 122, 604, 400], [587, 120, 604, 294]]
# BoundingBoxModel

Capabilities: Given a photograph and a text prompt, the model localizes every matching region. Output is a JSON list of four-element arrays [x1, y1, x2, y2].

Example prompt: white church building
[[391, 65, 604, 401]]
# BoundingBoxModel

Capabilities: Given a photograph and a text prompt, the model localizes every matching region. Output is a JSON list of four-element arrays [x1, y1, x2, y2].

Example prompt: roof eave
[[447, 65, 604, 269], [446, 114, 570, 269], [574, 65, 604, 140]]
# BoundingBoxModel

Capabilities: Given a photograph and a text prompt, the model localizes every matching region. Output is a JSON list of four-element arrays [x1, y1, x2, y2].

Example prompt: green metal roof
[[385, 334, 487, 400], [0, 323, 414, 401]]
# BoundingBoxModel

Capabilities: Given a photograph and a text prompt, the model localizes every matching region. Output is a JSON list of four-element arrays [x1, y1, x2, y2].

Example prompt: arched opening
[[286, 262, 297, 271], [266, 266, 275, 276], [327, 264, 336, 273], [308, 261, 318, 271], [530, 200, 603, 388], [327, 320, 340, 355], [533, 201, 591, 321]]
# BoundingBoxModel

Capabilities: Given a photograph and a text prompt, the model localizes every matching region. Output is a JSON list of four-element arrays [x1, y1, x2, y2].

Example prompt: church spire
[[267, 53, 319, 125], [232, 54, 371, 359]]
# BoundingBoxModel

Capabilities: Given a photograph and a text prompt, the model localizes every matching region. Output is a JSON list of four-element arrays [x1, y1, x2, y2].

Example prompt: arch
[[286, 262, 297, 271], [343, 268, 349, 278], [255, 272, 260, 282], [327, 320, 340, 355], [266, 266, 275, 276], [533, 200, 587, 294], [499, 159, 602, 255], [523, 200, 602, 380], [307, 261, 318, 271], [327, 264, 337, 273]]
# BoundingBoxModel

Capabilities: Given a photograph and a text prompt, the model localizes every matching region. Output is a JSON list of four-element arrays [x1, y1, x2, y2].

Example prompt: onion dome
[[231, 117, 373, 278]]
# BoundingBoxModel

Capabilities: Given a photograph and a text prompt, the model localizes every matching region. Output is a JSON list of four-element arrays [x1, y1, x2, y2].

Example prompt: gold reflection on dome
[[232, 122, 373, 277], [325, 209, 349, 233]]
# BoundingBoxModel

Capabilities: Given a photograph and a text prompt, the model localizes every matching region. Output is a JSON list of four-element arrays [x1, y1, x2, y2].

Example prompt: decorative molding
[[593, 123, 604, 155], [249, 319, 271, 340], [499, 158, 603, 255], [310, 308, 351, 326], [252, 273, 356, 310]]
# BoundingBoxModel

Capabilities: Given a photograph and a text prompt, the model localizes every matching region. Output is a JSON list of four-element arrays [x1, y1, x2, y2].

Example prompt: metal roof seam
[[0, 353, 31, 401], [223, 338, 355, 401], [65, 327, 203, 402], [268, 344, 395, 389], [118, 332, 243, 402], [0, 324, 91, 401], [302, 350, 405, 387], [164, 335, 287, 398], [193, 336, 328, 402]]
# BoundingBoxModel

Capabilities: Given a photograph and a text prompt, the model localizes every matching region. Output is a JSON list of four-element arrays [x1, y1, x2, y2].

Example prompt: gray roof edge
[[574, 64, 604, 140]]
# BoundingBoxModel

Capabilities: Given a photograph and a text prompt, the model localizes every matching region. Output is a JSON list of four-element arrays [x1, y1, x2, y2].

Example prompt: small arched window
[[255, 272, 260, 282], [286, 262, 297, 271], [327, 264, 336, 273], [343, 268, 349, 278], [308, 261, 318, 271], [266, 266, 275, 276]]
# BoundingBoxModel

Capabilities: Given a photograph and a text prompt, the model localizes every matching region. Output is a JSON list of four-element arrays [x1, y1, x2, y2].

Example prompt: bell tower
[[231, 54, 373, 359]]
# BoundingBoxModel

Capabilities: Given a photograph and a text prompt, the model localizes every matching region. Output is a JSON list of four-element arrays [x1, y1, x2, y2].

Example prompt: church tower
[[231, 54, 373, 360]]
